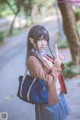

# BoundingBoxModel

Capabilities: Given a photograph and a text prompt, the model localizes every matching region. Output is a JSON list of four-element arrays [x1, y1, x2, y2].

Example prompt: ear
[[29, 37, 34, 44]]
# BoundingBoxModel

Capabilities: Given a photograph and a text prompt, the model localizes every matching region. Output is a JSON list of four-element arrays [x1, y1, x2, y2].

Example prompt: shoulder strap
[[34, 54, 50, 71], [46, 54, 55, 61]]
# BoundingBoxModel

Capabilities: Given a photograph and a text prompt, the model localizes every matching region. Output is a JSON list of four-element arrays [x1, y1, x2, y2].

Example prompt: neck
[[31, 48, 46, 57]]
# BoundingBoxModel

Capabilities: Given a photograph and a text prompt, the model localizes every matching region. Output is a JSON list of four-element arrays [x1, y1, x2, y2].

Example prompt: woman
[[26, 25, 68, 120]]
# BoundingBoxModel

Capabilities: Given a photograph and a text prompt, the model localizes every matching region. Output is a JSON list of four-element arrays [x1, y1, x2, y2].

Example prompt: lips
[[40, 47, 45, 49]]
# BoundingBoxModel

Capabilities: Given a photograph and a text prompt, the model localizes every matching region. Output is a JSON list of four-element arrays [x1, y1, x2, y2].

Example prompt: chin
[[39, 49, 44, 51], [40, 47, 45, 51]]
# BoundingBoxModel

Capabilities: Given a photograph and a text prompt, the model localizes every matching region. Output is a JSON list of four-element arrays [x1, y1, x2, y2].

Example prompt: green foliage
[[63, 61, 80, 78], [12, 28, 23, 36], [57, 40, 69, 49], [0, 0, 54, 17], [0, 31, 4, 44], [0, 31, 9, 44], [0, 0, 54, 34], [74, 9, 80, 21], [76, 21, 80, 32], [35, 0, 53, 7], [0, 0, 17, 17], [4, 95, 15, 101]]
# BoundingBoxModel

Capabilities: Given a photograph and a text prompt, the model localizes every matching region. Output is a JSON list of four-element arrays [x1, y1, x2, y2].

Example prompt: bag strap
[[22, 54, 44, 80], [20, 54, 52, 98]]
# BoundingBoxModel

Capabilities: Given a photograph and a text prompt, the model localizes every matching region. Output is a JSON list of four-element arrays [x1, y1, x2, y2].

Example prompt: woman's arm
[[27, 56, 53, 84], [27, 56, 58, 104], [27, 56, 63, 83]]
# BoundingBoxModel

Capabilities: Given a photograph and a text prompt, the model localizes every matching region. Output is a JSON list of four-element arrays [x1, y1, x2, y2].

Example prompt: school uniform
[[27, 49, 68, 120]]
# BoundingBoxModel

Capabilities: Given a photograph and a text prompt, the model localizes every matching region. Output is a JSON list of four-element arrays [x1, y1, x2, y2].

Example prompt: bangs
[[36, 27, 49, 42]]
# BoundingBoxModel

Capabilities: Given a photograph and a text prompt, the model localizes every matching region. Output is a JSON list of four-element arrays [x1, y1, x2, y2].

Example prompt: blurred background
[[0, 0, 80, 120]]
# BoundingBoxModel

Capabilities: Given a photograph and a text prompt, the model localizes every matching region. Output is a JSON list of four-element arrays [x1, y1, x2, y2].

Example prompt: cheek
[[45, 41, 48, 45], [44, 41, 47, 46], [37, 41, 41, 47]]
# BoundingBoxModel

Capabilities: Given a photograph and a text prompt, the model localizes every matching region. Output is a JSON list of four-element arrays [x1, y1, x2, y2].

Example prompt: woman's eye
[[38, 39, 42, 41]]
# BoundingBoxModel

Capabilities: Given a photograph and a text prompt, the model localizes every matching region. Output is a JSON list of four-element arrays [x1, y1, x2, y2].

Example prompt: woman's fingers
[[58, 54, 64, 61], [54, 58, 62, 66]]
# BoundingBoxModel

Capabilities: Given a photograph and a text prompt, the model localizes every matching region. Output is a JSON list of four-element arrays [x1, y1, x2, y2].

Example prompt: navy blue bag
[[17, 74, 48, 104], [17, 54, 49, 104]]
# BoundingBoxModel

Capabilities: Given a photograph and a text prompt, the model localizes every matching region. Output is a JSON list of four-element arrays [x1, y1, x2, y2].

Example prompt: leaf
[[4, 95, 15, 100]]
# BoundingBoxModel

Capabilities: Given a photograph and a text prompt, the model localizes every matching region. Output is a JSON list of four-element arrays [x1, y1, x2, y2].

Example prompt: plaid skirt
[[35, 92, 69, 120]]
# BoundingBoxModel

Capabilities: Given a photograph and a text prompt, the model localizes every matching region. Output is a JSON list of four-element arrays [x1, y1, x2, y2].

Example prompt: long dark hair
[[27, 25, 49, 57], [26, 25, 55, 61]]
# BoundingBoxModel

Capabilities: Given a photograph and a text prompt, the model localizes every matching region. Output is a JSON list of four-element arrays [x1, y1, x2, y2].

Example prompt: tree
[[58, 2, 80, 65], [0, 0, 20, 35]]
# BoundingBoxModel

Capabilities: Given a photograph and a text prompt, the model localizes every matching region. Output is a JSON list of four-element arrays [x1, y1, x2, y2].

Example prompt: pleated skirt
[[35, 92, 69, 120]]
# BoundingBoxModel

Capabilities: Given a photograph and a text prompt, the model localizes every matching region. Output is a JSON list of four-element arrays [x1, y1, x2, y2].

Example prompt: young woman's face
[[29, 37, 48, 51], [37, 39, 47, 51]]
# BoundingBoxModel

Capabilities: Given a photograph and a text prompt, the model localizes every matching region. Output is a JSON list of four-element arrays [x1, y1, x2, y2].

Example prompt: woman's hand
[[58, 53, 64, 62], [54, 58, 62, 66], [54, 54, 64, 70], [49, 58, 62, 79]]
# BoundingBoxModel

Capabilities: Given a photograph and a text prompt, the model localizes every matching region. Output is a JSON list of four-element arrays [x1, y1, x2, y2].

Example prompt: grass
[[0, 28, 24, 45], [0, 31, 5, 45], [12, 28, 24, 36]]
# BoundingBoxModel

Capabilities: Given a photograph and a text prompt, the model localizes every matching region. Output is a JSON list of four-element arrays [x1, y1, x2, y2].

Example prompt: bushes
[[0, 31, 4, 44], [57, 40, 68, 49], [63, 61, 80, 78]]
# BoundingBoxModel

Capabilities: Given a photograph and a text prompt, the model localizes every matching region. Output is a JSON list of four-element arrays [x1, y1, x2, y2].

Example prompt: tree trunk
[[8, 11, 19, 36], [58, 2, 80, 65]]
